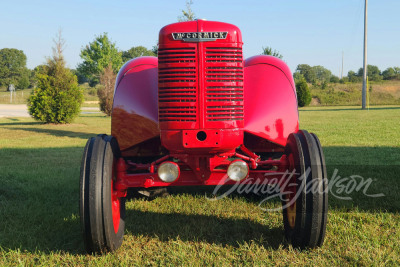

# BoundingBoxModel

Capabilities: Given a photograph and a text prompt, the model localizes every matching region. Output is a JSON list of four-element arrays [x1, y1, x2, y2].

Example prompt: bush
[[295, 78, 311, 107], [330, 75, 340, 83], [28, 72, 83, 124], [88, 87, 97, 96], [321, 81, 328, 89], [97, 65, 116, 116], [28, 34, 83, 124]]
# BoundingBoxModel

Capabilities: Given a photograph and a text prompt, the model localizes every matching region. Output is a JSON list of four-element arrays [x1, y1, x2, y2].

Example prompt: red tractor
[[80, 20, 328, 254]]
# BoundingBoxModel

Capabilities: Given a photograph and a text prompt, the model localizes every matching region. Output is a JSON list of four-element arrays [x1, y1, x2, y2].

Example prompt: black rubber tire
[[79, 134, 125, 254], [282, 130, 328, 249], [310, 133, 328, 246]]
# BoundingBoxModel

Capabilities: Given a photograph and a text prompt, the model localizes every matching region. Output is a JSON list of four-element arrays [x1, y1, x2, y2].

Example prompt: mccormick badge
[[172, 32, 228, 42]]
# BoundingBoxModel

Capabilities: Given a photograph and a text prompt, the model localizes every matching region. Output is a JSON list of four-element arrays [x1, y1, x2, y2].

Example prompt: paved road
[[0, 104, 100, 118]]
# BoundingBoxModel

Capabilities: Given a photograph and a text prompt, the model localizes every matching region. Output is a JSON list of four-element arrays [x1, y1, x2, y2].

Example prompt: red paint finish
[[158, 20, 244, 153], [158, 20, 242, 45], [115, 155, 287, 190], [115, 170, 285, 189], [161, 128, 243, 153], [111, 57, 159, 152], [244, 55, 299, 147], [111, 21, 301, 190], [111, 179, 120, 233]]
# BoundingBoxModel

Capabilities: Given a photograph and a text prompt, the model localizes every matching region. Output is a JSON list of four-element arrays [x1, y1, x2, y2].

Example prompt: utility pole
[[341, 51, 344, 79], [362, 0, 368, 109]]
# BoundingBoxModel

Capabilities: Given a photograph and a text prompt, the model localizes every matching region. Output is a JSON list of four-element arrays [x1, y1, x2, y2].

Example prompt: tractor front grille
[[158, 47, 198, 124], [204, 47, 244, 123], [158, 45, 244, 128]]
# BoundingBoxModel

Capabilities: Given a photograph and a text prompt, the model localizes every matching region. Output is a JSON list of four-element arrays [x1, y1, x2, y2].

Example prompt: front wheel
[[79, 135, 125, 254], [282, 130, 328, 249]]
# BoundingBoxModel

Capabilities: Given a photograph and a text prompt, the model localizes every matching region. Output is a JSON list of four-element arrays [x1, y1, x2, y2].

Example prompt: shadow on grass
[[158, 146, 400, 213], [79, 114, 107, 118], [0, 121, 43, 126], [0, 147, 284, 254], [300, 106, 400, 112], [0, 146, 399, 255], [7, 127, 99, 139], [321, 146, 400, 213], [0, 147, 84, 254], [125, 209, 283, 249]]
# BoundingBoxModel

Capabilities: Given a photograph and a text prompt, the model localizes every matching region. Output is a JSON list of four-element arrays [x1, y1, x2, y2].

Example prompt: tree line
[[294, 64, 400, 86], [2, 0, 396, 125], [2, 37, 399, 114], [0, 39, 156, 91], [1, 0, 398, 120], [2, 42, 399, 92], [74, 33, 156, 87]]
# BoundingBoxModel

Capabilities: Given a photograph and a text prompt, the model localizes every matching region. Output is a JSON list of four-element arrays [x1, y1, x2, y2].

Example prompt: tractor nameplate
[[172, 32, 228, 42]]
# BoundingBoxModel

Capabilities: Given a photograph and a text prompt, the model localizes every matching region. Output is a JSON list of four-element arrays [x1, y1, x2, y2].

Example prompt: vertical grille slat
[[205, 47, 244, 123], [158, 47, 198, 123]]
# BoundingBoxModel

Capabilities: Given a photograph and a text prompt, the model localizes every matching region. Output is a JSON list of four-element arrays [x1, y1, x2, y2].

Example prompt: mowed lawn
[[0, 106, 399, 265]]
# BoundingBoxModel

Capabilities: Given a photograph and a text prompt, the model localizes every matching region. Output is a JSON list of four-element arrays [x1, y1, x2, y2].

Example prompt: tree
[[347, 70, 361, 83], [0, 48, 28, 89], [311, 65, 332, 84], [295, 64, 316, 84], [77, 33, 122, 86], [382, 67, 400, 80], [151, 45, 158, 56], [28, 31, 83, 124], [357, 65, 382, 81], [97, 64, 116, 116], [122, 46, 156, 63], [330, 75, 340, 83], [295, 77, 311, 107], [340, 77, 349, 84], [71, 69, 88, 84], [295, 64, 332, 85], [178, 0, 196, 21], [262, 46, 283, 59], [293, 72, 305, 82], [16, 68, 30, 89], [33, 64, 48, 75], [382, 67, 396, 80]]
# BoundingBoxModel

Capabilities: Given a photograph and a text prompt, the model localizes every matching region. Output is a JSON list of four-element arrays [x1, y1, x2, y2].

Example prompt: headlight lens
[[227, 160, 249, 181], [158, 162, 180, 183]]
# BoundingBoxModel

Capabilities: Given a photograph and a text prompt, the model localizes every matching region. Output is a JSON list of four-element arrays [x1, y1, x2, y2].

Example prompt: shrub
[[321, 81, 328, 90], [295, 78, 311, 107], [28, 72, 83, 124], [28, 32, 83, 123], [88, 87, 97, 96], [330, 75, 340, 83], [97, 65, 116, 116]]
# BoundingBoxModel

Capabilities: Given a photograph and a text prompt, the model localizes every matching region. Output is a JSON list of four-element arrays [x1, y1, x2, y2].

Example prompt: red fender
[[111, 57, 160, 152], [244, 55, 299, 147]]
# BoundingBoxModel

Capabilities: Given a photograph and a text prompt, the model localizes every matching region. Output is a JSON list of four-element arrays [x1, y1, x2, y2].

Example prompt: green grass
[[0, 89, 33, 104], [0, 107, 399, 265]]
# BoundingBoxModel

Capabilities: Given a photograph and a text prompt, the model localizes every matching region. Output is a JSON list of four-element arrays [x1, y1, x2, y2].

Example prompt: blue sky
[[1, 0, 398, 76]]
